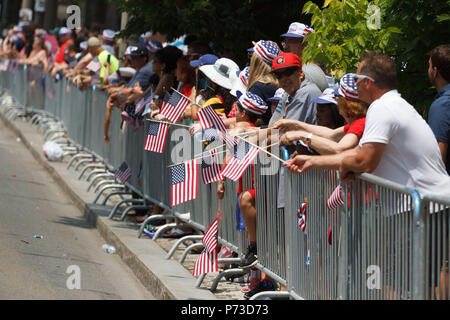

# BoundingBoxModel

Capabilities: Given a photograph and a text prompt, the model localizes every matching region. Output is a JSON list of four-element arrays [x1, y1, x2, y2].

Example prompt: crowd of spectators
[[1, 21, 449, 299]]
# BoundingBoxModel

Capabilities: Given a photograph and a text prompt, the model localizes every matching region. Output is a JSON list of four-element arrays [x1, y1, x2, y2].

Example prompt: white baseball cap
[[312, 88, 338, 105], [281, 22, 314, 38], [199, 58, 240, 90], [58, 27, 72, 36], [102, 29, 116, 41], [267, 88, 286, 102]]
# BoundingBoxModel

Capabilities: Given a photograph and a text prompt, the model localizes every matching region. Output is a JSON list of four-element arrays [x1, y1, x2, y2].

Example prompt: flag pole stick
[[235, 135, 287, 164], [170, 87, 195, 103], [167, 141, 280, 168], [145, 118, 192, 128]]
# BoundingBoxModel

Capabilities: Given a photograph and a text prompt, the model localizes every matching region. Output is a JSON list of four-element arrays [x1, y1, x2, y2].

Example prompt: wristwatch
[[305, 133, 313, 145]]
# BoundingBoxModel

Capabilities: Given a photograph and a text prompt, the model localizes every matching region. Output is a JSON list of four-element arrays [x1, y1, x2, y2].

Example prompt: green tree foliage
[[110, 0, 322, 66], [301, 0, 450, 115]]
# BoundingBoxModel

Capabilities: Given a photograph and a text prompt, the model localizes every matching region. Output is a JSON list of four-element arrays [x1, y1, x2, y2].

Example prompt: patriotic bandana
[[253, 40, 281, 65], [337, 73, 360, 102], [297, 202, 307, 233], [236, 91, 268, 116]]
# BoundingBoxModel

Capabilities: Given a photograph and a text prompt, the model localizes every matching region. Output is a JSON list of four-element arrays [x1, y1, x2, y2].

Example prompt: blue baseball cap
[[190, 54, 219, 68]]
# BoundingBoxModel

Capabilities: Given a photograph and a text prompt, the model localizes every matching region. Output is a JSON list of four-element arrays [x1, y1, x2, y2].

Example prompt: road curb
[[0, 109, 216, 300]]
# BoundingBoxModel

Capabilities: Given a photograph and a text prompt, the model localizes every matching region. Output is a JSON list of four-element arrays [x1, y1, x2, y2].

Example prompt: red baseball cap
[[272, 52, 302, 72]]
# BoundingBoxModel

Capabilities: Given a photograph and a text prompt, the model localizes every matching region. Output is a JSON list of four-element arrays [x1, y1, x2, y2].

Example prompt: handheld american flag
[[170, 159, 199, 207], [160, 90, 190, 123], [201, 149, 223, 184], [144, 121, 169, 153], [86, 60, 102, 73], [113, 162, 131, 184], [197, 105, 227, 133], [136, 91, 153, 114], [297, 202, 307, 232], [193, 218, 219, 276], [220, 139, 260, 181], [327, 185, 344, 210]]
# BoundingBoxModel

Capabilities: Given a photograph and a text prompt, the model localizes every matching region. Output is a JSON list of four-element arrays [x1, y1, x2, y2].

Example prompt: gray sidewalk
[[0, 106, 247, 300]]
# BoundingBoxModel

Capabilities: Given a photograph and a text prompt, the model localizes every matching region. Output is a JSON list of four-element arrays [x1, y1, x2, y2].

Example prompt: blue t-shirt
[[428, 83, 450, 175], [126, 62, 155, 91]]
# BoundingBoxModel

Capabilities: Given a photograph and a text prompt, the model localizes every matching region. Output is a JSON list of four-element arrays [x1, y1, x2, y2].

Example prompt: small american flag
[[327, 185, 344, 210], [170, 159, 198, 207], [297, 202, 307, 232], [113, 162, 131, 184], [136, 91, 153, 114], [160, 91, 190, 123], [9, 59, 19, 74], [220, 140, 260, 181], [197, 105, 227, 133], [193, 218, 219, 276], [144, 121, 169, 153], [0, 59, 9, 71], [201, 149, 223, 184], [86, 60, 101, 73]]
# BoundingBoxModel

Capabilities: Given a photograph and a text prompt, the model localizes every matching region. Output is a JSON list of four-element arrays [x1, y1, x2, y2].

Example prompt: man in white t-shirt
[[285, 51, 450, 197], [339, 52, 450, 197]]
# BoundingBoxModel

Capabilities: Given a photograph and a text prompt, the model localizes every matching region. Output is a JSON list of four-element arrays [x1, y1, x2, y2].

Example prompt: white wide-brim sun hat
[[199, 58, 240, 90]]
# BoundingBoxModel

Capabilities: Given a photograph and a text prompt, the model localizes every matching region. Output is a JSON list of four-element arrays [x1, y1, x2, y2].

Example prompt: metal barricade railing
[[421, 194, 450, 300], [2, 65, 450, 300]]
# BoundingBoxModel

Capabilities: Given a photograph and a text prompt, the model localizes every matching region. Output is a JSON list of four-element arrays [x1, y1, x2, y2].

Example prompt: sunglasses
[[274, 67, 298, 80], [351, 73, 375, 83]]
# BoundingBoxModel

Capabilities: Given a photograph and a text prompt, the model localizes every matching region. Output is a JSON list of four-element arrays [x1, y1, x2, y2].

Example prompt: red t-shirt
[[343, 117, 366, 139], [54, 39, 73, 64], [180, 82, 193, 98]]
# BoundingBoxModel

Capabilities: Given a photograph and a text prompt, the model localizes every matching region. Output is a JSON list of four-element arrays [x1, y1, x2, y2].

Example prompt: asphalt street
[[0, 123, 154, 300]]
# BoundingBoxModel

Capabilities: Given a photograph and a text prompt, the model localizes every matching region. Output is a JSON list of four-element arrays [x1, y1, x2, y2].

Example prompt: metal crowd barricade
[[4, 65, 450, 300], [420, 194, 450, 300]]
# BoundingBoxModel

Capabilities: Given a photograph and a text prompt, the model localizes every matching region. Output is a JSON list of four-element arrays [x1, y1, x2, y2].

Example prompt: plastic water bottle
[[102, 244, 116, 254]]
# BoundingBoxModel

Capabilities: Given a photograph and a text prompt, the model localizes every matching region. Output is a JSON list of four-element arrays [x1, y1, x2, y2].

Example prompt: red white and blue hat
[[281, 22, 314, 38], [267, 88, 286, 102], [236, 91, 268, 116], [253, 40, 281, 65], [337, 73, 360, 102], [312, 88, 338, 105], [230, 67, 250, 97]]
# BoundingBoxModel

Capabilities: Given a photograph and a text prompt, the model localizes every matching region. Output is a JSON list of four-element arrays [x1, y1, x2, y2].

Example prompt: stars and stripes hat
[[230, 67, 249, 97], [337, 73, 360, 102], [253, 40, 281, 65], [312, 88, 338, 105], [267, 88, 286, 102], [236, 91, 268, 116], [281, 22, 314, 38]]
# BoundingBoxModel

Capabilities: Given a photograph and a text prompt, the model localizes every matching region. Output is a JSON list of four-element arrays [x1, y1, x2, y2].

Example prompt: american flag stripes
[[297, 202, 307, 232], [160, 90, 191, 123], [193, 218, 219, 276], [253, 40, 280, 64], [144, 121, 169, 153], [338, 74, 359, 101], [170, 159, 198, 207], [201, 149, 223, 184], [86, 60, 102, 73], [220, 140, 260, 181], [327, 185, 344, 210], [197, 105, 227, 133], [136, 91, 153, 114], [113, 162, 131, 184]]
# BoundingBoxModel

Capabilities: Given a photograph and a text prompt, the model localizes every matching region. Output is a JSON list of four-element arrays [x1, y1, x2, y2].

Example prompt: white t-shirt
[[359, 90, 450, 197]]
